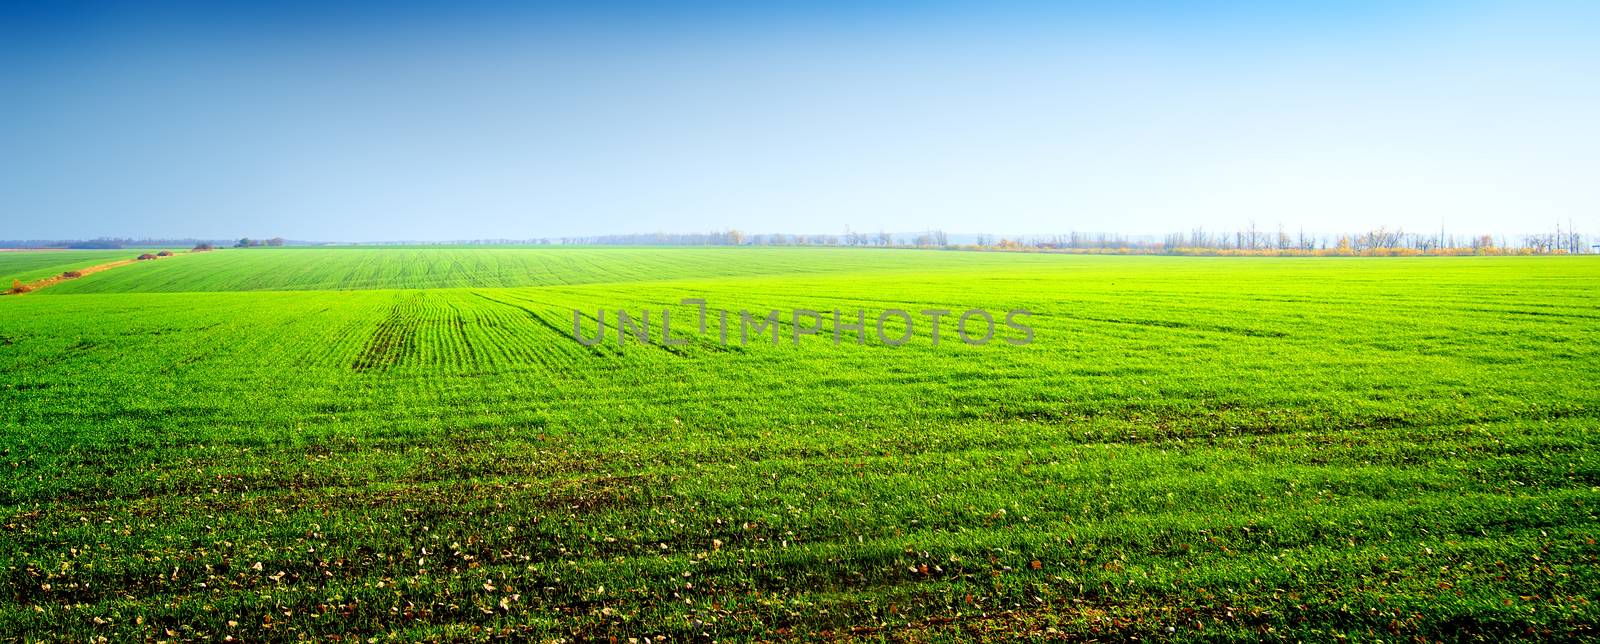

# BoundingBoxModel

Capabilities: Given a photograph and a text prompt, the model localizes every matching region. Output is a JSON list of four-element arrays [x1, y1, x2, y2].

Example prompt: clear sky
[[3, 1, 1596, 241]]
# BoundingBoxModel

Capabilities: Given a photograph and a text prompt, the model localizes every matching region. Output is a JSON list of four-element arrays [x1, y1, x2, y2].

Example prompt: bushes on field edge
[[8, 279, 29, 294], [61, 270, 83, 278], [136, 253, 158, 260]]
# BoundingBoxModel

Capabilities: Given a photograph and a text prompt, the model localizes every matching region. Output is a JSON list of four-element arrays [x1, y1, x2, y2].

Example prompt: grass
[[0, 250, 137, 287], [39, 247, 1075, 294], [1, 248, 1596, 641]]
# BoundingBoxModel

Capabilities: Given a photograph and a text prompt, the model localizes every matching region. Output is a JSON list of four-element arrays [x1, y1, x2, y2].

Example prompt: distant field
[[1, 249, 1596, 640], [0, 250, 139, 286], [41, 247, 1076, 293]]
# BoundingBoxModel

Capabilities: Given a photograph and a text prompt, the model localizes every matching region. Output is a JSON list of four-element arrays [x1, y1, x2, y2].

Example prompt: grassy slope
[[1, 251, 1597, 641], [0, 250, 141, 286]]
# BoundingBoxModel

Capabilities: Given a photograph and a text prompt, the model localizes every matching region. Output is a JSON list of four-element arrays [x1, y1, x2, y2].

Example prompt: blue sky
[[2, 1, 1597, 241]]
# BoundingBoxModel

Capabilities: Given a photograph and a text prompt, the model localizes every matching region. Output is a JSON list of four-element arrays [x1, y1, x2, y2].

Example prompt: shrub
[[137, 253, 158, 260], [8, 279, 30, 294], [192, 243, 214, 252], [61, 271, 83, 278], [157, 250, 174, 257]]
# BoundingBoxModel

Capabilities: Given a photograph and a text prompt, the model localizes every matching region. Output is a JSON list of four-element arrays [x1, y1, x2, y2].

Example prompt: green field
[[2, 248, 1597, 641], [0, 250, 136, 287], [37, 247, 1075, 293]]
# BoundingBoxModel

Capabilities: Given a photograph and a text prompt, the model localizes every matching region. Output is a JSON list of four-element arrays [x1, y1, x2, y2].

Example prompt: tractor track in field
[[351, 292, 424, 371]]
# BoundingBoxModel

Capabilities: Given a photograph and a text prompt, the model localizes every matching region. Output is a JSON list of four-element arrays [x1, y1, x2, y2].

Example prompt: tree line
[[7, 223, 1593, 254], [234, 237, 286, 247], [0, 237, 227, 249], [555, 222, 1594, 255]]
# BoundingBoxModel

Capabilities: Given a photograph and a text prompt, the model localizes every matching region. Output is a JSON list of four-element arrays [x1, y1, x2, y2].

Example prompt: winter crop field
[[1, 247, 1597, 641], [0, 250, 138, 287]]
